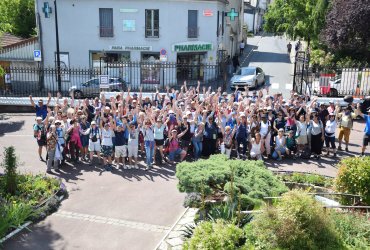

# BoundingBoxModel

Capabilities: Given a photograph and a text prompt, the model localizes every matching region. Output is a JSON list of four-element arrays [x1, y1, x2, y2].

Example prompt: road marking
[[54, 210, 170, 233], [285, 83, 293, 90], [271, 83, 279, 89]]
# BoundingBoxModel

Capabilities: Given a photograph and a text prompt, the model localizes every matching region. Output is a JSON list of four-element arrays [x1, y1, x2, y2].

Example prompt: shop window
[[177, 53, 205, 81], [145, 9, 159, 38], [141, 53, 160, 84]]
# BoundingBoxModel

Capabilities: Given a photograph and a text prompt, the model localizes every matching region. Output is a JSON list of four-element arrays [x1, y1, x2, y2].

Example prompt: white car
[[230, 66, 265, 90]]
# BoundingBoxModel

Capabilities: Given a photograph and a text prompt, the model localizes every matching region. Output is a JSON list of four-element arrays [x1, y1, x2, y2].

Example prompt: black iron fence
[[0, 61, 228, 97]]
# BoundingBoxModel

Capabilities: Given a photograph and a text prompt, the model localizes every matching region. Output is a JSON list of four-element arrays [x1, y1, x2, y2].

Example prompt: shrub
[[335, 156, 370, 205], [183, 192, 201, 208], [330, 211, 370, 249], [176, 155, 287, 209], [1, 146, 18, 195], [278, 172, 333, 187], [245, 190, 344, 250], [183, 219, 245, 250]]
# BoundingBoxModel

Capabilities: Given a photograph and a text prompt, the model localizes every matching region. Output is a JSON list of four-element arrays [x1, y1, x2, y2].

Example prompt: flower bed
[[0, 146, 67, 240]]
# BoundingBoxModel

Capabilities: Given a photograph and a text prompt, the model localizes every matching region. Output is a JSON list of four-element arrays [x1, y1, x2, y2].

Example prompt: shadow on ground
[[0, 120, 25, 137]]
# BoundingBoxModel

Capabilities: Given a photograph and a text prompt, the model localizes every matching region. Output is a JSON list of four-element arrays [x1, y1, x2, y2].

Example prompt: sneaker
[[39, 156, 44, 162], [55, 169, 61, 173], [134, 164, 139, 169], [46, 170, 53, 174], [333, 153, 337, 157], [123, 165, 127, 170], [127, 165, 132, 169], [337, 146, 342, 151], [277, 157, 282, 161], [345, 147, 349, 152], [326, 151, 330, 156], [361, 152, 365, 157]]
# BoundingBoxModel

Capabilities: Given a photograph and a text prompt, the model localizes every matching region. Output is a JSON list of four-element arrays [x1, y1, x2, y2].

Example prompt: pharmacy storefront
[[173, 41, 214, 82]]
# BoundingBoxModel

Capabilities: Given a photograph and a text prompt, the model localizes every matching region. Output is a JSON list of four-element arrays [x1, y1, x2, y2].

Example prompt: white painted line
[[286, 84, 293, 90], [271, 83, 279, 89]]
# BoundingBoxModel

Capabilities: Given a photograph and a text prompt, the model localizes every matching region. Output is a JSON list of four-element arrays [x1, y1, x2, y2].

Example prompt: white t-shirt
[[128, 129, 139, 146], [260, 121, 270, 136], [101, 128, 114, 146], [297, 121, 307, 136], [325, 120, 337, 137], [153, 124, 166, 140]]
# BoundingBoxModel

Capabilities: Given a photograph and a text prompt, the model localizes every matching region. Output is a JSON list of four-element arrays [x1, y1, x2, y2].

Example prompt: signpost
[[33, 50, 42, 61], [99, 75, 109, 89]]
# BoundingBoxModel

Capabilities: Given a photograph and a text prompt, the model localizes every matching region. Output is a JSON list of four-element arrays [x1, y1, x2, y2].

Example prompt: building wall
[[36, 0, 241, 68]]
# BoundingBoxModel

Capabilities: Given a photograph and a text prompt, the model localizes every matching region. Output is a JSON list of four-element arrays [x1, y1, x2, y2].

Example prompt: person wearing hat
[[355, 103, 370, 156], [46, 124, 60, 173], [337, 105, 356, 151], [167, 128, 188, 164], [87, 120, 102, 165], [324, 113, 337, 157], [33, 116, 47, 161], [259, 114, 272, 158], [327, 101, 336, 114], [127, 122, 140, 169], [29, 93, 51, 120]]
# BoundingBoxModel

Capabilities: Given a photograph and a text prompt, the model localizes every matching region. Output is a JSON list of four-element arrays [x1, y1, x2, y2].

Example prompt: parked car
[[69, 77, 127, 99], [230, 66, 265, 90]]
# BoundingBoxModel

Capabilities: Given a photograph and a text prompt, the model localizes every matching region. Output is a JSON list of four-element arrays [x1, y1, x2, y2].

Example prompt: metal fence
[[293, 55, 370, 97], [0, 61, 228, 97]]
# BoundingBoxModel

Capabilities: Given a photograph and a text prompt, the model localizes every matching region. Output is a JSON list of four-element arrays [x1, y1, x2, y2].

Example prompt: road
[[240, 34, 294, 98]]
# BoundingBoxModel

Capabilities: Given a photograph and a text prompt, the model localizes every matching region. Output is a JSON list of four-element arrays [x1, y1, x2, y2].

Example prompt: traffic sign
[[33, 50, 42, 61], [160, 55, 167, 62], [160, 49, 167, 56], [99, 75, 109, 89]]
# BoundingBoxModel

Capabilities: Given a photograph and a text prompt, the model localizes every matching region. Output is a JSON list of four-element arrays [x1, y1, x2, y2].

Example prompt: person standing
[[236, 113, 248, 159], [100, 120, 114, 171], [309, 112, 325, 159], [325, 113, 337, 157], [239, 40, 245, 55], [355, 104, 370, 156], [287, 42, 292, 54], [46, 125, 60, 173], [232, 55, 240, 73], [29, 93, 51, 120], [337, 105, 356, 152], [142, 120, 155, 170], [33, 116, 47, 161]]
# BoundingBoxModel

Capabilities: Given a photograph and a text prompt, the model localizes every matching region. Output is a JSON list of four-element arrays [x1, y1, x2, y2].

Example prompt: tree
[[321, 0, 370, 60], [0, 0, 36, 38], [264, 0, 329, 42]]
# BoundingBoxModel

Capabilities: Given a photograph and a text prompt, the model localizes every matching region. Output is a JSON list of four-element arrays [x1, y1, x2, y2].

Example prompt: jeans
[[145, 141, 154, 166], [47, 149, 59, 171], [193, 140, 202, 160]]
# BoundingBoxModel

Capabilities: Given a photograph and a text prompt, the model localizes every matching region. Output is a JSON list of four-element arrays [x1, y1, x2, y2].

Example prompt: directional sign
[[33, 50, 42, 61], [99, 75, 109, 89]]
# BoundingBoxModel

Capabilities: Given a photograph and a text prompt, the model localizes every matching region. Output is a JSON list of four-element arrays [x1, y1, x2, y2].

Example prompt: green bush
[[245, 190, 344, 250], [1, 146, 18, 195], [176, 155, 287, 209], [335, 156, 370, 205], [278, 172, 333, 187], [330, 211, 370, 249], [183, 219, 245, 250]]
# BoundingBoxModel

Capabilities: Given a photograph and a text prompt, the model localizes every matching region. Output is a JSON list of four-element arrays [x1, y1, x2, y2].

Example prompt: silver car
[[69, 77, 127, 99], [230, 66, 265, 90]]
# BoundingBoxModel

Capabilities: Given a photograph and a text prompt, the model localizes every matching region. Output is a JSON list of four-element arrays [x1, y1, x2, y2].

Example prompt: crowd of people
[[29, 82, 370, 174]]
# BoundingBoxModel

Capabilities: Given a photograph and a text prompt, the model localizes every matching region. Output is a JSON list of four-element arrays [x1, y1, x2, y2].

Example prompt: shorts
[[155, 139, 164, 146], [37, 139, 46, 146], [115, 145, 128, 158], [363, 134, 370, 146], [101, 145, 113, 157], [325, 136, 336, 149], [88, 140, 101, 152], [128, 144, 138, 158], [81, 135, 89, 147], [297, 135, 308, 145], [338, 127, 351, 143], [169, 148, 182, 161]]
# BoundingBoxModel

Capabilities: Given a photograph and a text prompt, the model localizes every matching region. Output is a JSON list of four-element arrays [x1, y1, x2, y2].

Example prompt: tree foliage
[[0, 0, 36, 38], [321, 0, 370, 59], [264, 0, 328, 41]]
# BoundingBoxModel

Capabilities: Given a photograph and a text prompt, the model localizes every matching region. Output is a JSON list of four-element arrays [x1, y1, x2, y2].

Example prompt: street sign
[[99, 75, 109, 89], [160, 55, 167, 62], [203, 9, 213, 17], [160, 49, 167, 56], [33, 50, 42, 61]]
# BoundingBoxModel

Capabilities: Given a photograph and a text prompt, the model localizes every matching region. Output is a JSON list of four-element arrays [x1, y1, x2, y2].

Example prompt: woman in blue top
[[356, 104, 370, 156]]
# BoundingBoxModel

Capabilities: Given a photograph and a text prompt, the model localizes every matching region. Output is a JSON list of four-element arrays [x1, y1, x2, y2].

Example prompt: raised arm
[[29, 95, 35, 108], [46, 92, 52, 107]]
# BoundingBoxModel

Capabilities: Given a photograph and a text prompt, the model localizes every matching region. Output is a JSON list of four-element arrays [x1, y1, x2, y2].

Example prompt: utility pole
[[54, 0, 61, 92]]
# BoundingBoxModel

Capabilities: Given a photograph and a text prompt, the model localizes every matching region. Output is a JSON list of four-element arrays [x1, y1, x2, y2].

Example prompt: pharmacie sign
[[109, 45, 152, 51], [172, 42, 213, 52]]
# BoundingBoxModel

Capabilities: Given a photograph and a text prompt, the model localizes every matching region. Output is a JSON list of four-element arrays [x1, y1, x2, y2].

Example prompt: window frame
[[99, 8, 114, 37], [145, 9, 159, 38], [188, 10, 198, 38]]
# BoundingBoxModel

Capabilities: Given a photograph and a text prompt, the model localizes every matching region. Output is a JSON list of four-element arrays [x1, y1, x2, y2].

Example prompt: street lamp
[[54, 0, 62, 92]]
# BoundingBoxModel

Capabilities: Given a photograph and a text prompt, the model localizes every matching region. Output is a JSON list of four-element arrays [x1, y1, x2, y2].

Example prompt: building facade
[[35, 0, 243, 90]]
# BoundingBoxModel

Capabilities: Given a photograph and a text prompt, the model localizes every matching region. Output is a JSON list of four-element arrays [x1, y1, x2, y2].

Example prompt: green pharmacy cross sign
[[225, 8, 239, 21], [43, 2, 52, 18]]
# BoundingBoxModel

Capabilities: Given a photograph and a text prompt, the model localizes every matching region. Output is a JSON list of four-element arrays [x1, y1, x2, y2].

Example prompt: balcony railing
[[187, 27, 199, 38], [99, 26, 114, 37]]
